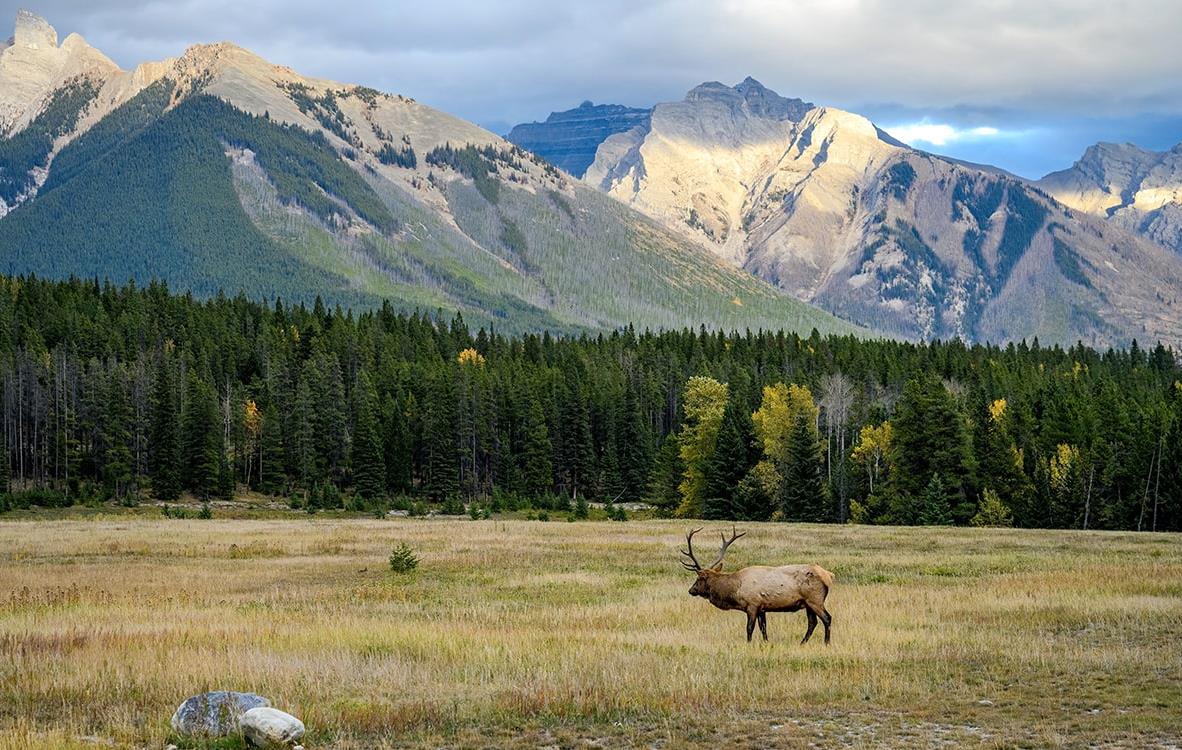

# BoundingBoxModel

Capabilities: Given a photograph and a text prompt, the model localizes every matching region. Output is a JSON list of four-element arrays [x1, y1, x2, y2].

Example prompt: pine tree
[[779, 409, 827, 521], [916, 474, 953, 525], [351, 371, 386, 500], [422, 371, 459, 502], [258, 400, 285, 495], [520, 398, 553, 495], [703, 397, 756, 519], [180, 372, 222, 500], [617, 382, 653, 501], [383, 391, 413, 494], [889, 375, 974, 522], [148, 357, 181, 501], [101, 367, 135, 499], [647, 433, 683, 514], [560, 379, 595, 497]]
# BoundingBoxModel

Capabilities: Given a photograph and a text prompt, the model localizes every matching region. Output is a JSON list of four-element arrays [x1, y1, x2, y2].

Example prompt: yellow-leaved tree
[[676, 376, 729, 518], [850, 421, 892, 496], [751, 383, 818, 463]]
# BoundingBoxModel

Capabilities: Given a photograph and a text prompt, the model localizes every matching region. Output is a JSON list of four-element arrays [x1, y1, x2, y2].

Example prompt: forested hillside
[[0, 275, 1177, 531]]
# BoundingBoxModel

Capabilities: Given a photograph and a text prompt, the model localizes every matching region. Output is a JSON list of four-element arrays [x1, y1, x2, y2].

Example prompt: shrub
[[971, 489, 1014, 528], [388, 543, 419, 573], [198, 502, 213, 520]]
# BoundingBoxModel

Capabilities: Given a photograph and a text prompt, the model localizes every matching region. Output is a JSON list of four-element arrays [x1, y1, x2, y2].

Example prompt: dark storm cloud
[[5, 0, 1181, 176]]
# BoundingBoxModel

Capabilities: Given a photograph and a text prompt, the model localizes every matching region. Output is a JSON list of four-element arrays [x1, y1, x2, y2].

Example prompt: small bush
[[198, 503, 213, 520], [388, 543, 419, 573]]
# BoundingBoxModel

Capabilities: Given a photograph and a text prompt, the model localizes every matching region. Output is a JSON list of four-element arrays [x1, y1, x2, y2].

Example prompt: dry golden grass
[[0, 517, 1180, 749]]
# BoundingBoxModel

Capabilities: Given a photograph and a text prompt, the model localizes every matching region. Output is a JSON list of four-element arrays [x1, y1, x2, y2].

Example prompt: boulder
[[169, 691, 270, 737], [239, 706, 305, 748]]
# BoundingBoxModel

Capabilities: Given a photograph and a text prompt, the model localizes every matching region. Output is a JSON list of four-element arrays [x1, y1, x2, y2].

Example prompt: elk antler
[[680, 527, 705, 571], [708, 525, 746, 570]]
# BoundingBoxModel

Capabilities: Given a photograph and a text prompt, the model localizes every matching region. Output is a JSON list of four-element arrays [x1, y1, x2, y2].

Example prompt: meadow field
[[0, 516, 1180, 749]]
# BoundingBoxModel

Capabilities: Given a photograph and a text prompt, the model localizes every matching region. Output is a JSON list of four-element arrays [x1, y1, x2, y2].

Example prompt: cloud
[[4, 0, 1181, 176], [884, 121, 1006, 147]]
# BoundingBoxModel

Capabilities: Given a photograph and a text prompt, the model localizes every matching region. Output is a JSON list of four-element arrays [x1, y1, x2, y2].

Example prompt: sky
[[6, 0, 1182, 178]]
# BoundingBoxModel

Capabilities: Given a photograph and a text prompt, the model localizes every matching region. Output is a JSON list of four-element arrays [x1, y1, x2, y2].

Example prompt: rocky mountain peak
[[13, 9, 57, 49], [684, 77, 812, 121]]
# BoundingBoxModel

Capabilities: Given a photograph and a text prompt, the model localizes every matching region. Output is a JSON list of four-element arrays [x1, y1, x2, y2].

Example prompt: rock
[[239, 707, 305, 748], [506, 101, 652, 178], [169, 691, 271, 737]]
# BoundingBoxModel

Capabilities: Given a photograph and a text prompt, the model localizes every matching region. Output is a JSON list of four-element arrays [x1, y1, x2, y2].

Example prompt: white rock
[[239, 706, 305, 748]]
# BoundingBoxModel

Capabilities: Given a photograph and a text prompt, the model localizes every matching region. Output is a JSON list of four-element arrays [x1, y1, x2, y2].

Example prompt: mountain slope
[[0, 13, 858, 337], [505, 101, 650, 178], [575, 78, 1182, 347], [1037, 141, 1182, 255]]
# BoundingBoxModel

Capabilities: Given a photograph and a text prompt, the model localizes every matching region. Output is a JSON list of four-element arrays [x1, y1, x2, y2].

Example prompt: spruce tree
[[889, 375, 973, 521], [258, 400, 285, 495], [383, 392, 413, 494], [422, 371, 459, 502], [779, 411, 827, 521], [180, 372, 222, 500], [148, 358, 181, 501], [703, 397, 756, 519], [102, 367, 135, 499], [916, 474, 953, 525], [617, 381, 653, 501], [560, 380, 596, 498], [520, 398, 553, 495], [351, 371, 386, 501]]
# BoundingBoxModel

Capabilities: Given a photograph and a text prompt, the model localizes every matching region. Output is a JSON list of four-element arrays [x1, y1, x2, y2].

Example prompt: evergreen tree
[[779, 408, 827, 521], [520, 398, 553, 494], [617, 381, 653, 501], [101, 367, 135, 499], [559, 378, 595, 498], [383, 391, 413, 494], [889, 375, 974, 522], [647, 433, 683, 514], [180, 372, 222, 500], [703, 397, 756, 519], [258, 400, 285, 495], [916, 474, 953, 525], [351, 371, 386, 500], [421, 372, 459, 501], [148, 357, 181, 501]]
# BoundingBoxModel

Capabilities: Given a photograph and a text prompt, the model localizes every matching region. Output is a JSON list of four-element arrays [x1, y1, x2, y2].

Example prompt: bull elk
[[680, 527, 834, 644]]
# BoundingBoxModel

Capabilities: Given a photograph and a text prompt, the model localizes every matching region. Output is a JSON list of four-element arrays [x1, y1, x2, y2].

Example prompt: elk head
[[681, 525, 746, 597]]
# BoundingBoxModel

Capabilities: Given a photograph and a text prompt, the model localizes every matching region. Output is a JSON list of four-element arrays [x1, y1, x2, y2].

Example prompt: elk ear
[[710, 562, 724, 572]]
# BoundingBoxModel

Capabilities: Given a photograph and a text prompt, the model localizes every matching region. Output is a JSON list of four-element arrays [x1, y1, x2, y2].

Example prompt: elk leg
[[757, 611, 768, 641], [820, 608, 832, 645], [801, 609, 818, 644], [745, 610, 757, 642]]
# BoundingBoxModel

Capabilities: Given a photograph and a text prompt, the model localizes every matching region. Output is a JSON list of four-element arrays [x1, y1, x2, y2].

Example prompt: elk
[[680, 527, 834, 644]]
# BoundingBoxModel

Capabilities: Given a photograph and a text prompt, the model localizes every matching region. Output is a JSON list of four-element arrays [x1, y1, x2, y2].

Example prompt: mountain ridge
[[0, 11, 859, 338], [557, 78, 1182, 347]]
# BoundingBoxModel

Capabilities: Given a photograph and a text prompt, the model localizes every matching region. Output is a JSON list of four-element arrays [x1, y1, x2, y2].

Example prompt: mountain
[[0, 13, 858, 337], [1037, 141, 1182, 254], [567, 77, 1182, 347], [505, 101, 650, 178]]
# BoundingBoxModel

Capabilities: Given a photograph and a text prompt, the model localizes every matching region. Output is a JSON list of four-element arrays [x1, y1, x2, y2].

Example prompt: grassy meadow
[[0, 516, 1179, 749]]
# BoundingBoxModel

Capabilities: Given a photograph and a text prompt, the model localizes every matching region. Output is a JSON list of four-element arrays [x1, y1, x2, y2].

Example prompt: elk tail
[[811, 565, 835, 593]]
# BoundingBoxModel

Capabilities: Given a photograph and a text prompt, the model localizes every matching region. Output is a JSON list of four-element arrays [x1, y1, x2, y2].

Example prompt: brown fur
[[683, 530, 834, 644]]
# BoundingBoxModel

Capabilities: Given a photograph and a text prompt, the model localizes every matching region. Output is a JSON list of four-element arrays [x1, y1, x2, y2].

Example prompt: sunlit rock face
[[0, 10, 118, 133], [506, 101, 651, 178], [1038, 141, 1182, 254], [584, 78, 1182, 347]]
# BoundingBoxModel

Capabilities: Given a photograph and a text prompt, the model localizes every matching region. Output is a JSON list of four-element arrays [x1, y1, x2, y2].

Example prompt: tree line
[[0, 274, 1178, 531]]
